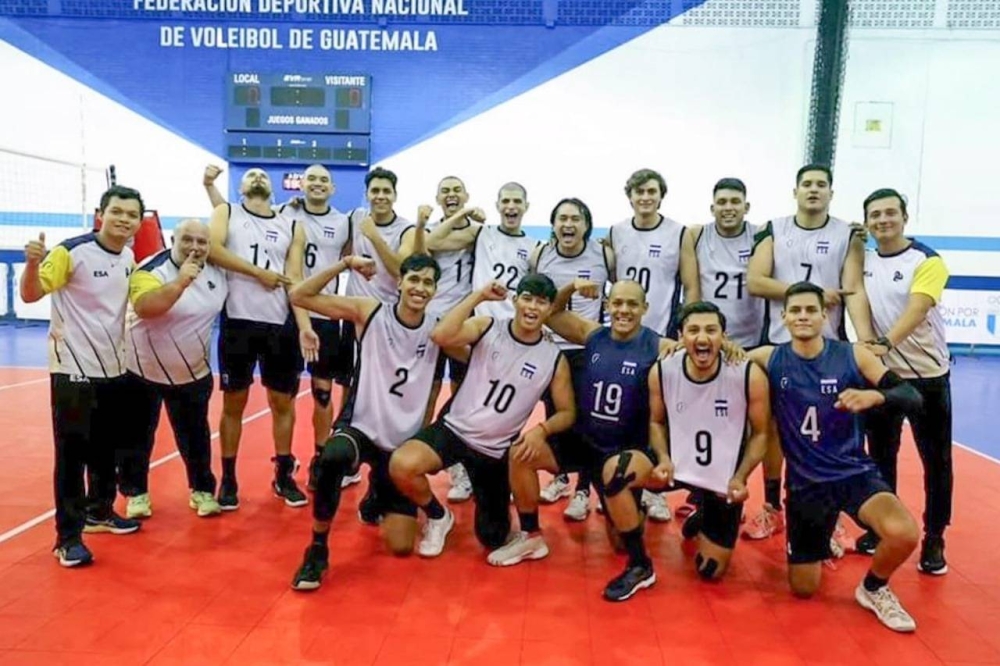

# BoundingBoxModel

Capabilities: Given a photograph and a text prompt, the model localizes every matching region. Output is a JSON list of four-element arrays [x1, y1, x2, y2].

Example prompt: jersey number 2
[[389, 368, 408, 397]]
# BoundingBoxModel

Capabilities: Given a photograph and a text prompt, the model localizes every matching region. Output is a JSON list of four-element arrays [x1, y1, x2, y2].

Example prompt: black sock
[[275, 454, 294, 478], [863, 571, 888, 592], [311, 529, 329, 549], [620, 526, 651, 569], [519, 511, 540, 534], [765, 479, 782, 510], [422, 496, 446, 520], [222, 456, 237, 483], [314, 444, 325, 456]]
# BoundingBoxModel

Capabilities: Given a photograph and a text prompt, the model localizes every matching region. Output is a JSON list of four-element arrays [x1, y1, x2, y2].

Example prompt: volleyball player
[[21, 185, 145, 567], [389, 275, 575, 558], [207, 168, 314, 510], [534, 198, 613, 521], [744, 164, 875, 540], [858, 188, 952, 575], [749, 282, 921, 632], [120, 219, 227, 518]]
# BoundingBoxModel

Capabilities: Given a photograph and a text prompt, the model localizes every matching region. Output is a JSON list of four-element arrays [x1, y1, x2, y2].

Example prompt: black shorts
[[335, 320, 358, 387], [544, 348, 587, 472], [588, 448, 649, 512], [307, 317, 353, 385], [433, 354, 469, 385], [218, 315, 303, 395], [333, 425, 416, 518], [697, 491, 744, 550], [786, 469, 892, 564]]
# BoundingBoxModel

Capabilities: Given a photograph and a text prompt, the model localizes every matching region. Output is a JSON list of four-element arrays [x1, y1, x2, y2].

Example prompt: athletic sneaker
[[854, 582, 917, 632], [855, 530, 879, 555], [273, 476, 309, 507], [681, 507, 703, 540], [918, 535, 948, 575], [604, 563, 656, 602], [357, 486, 382, 526], [741, 504, 784, 540], [487, 531, 549, 566], [218, 478, 240, 511], [563, 490, 591, 521], [642, 490, 672, 522], [83, 512, 141, 535], [125, 493, 152, 519], [446, 464, 472, 503], [189, 491, 222, 517], [53, 541, 93, 568], [341, 472, 362, 489], [540, 474, 572, 504], [291, 544, 329, 591], [417, 508, 455, 557], [824, 521, 848, 569]]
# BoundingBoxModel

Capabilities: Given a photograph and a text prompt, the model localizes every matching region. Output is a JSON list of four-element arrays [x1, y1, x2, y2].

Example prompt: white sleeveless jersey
[[609, 216, 685, 336], [472, 226, 538, 319], [443, 319, 561, 459], [765, 215, 852, 344], [344, 211, 414, 304], [224, 204, 295, 325], [660, 353, 751, 495], [535, 240, 610, 350], [286, 205, 352, 320], [696, 223, 764, 348], [428, 219, 481, 317], [342, 304, 441, 452]]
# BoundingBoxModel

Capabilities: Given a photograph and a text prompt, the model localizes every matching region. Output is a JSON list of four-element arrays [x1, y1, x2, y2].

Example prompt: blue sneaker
[[53, 541, 94, 567], [83, 512, 141, 535]]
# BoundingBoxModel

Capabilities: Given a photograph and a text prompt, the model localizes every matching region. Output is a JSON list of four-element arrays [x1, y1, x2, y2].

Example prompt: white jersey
[[472, 226, 538, 319], [342, 304, 440, 452], [224, 203, 295, 326], [660, 353, 750, 495], [444, 319, 561, 459], [126, 251, 228, 385], [288, 205, 353, 320], [535, 240, 610, 350], [428, 219, 481, 316], [764, 215, 853, 344], [695, 222, 764, 348], [609, 216, 685, 335], [344, 211, 414, 304]]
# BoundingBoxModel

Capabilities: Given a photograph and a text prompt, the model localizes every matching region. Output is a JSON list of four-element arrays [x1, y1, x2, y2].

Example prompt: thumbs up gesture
[[24, 232, 47, 266]]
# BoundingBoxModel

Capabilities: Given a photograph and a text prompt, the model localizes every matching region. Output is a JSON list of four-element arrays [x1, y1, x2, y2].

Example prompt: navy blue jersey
[[576, 325, 661, 454], [768, 339, 876, 490]]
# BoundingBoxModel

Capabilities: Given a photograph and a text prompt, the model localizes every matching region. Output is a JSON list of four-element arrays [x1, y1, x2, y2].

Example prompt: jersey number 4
[[800, 405, 821, 443]]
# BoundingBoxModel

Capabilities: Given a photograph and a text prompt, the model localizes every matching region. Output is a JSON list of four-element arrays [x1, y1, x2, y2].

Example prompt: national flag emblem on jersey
[[738, 249, 751, 263], [820, 378, 839, 395], [714, 399, 729, 417], [816, 241, 830, 255], [648, 244, 662, 258], [265, 230, 279, 243], [323, 227, 336, 239], [621, 361, 637, 376], [520, 362, 537, 379], [415, 343, 427, 358], [577, 269, 591, 279], [517, 248, 529, 260]]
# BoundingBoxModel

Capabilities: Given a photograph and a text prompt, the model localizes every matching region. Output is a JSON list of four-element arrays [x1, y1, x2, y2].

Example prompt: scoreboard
[[225, 132, 369, 166]]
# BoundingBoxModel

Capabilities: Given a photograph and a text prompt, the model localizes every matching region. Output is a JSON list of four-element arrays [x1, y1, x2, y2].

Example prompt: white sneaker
[[563, 491, 590, 521], [825, 521, 848, 569], [418, 509, 455, 558], [855, 582, 917, 632], [341, 472, 362, 489], [540, 475, 572, 504], [487, 531, 550, 567], [642, 490, 672, 523], [446, 464, 472, 503], [126, 493, 152, 519]]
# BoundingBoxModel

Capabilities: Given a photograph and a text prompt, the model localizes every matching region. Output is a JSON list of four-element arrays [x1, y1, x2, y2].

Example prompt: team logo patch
[[93, 270, 108, 278], [415, 343, 427, 358], [820, 378, 839, 395], [517, 248, 529, 260], [738, 249, 751, 263], [265, 230, 279, 243], [676, 402, 685, 413], [492, 350, 501, 361], [780, 377, 790, 389], [816, 241, 830, 255], [714, 399, 729, 417], [893, 270, 904, 282], [208, 281, 216, 290], [520, 362, 537, 379], [323, 226, 337, 239], [648, 244, 662, 258], [864, 270, 873, 278], [591, 353, 601, 364], [621, 361, 637, 376]]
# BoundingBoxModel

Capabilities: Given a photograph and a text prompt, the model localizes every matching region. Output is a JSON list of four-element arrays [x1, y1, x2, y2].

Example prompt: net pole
[[805, 0, 852, 168]]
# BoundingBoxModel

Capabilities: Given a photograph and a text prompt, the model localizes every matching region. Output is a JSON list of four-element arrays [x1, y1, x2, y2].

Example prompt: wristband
[[875, 336, 893, 350]]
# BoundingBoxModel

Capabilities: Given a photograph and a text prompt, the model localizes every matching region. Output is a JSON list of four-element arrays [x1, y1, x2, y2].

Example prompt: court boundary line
[[0, 377, 48, 391], [0, 388, 309, 546], [954, 439, 1000, 466]]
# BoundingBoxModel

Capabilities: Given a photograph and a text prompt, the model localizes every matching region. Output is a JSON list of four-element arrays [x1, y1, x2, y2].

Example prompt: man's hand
[[834, 388, 884, 413], [347, 255, 377, 280], [572, 278, 600, 300], [727, 476, 749, 504], [650, 456, 675, 488], [255, 270, 292, 290], [24, 232, 47, 266], [721, 339, 747, 364], [417, 205, 434, 226], [468, 207, 487, 223], [203, 165, 223, 187], [861, 340, 890, 357], [299, 328, 320, 364], [657, 338, 680, 360], [510, 425, 547, 464], [822, 288, 854, 308], [479, 281, 508, 302], [361, 215, 379, 242], [850, 221, 869, 244], [177, 251, 202, 287]]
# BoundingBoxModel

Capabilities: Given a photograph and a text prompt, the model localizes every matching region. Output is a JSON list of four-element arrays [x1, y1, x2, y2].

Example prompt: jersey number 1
[[249, 243, 272, 271]]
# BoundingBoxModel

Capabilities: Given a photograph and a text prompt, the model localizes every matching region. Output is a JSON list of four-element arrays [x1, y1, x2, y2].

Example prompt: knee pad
[[319, 435, 358, 473], [311, 384, 332, 408], [604, 452, 636, 497], [695, 552, 720, 580]]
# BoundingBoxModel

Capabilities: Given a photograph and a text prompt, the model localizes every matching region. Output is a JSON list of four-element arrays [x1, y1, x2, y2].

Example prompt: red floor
[[0, 367, 999, 665]]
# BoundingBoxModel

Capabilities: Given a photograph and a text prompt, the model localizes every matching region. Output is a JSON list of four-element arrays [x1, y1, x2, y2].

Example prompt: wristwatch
[[875, 336, 894, 350]]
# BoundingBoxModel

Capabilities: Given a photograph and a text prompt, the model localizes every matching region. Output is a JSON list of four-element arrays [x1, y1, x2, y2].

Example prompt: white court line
[[954, 440, 1000, 466], [0, 388, 309, 546], [0, 377, 48, 392]]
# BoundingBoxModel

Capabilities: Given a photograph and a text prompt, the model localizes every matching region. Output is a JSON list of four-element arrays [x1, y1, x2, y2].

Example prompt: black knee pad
[[604, 452, 636, 497], [311, 383, 332, 408], [695, 552, 720, 580], [319, 435, 358, 475]]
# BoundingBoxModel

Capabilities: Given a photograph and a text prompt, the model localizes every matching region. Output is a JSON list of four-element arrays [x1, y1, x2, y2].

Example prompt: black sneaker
[[681, 507, 703, 540], [357, 486, 382, 526], [274, 476, 309, 507], [83, 512, 141, 535], [53, 540, 94, 567], [307, 455, 321, 493], [918, 535, 948, 575], [218, 478, 240, 511], [603, 563, 656, 602], [855, 530, 879, 556], [291, 544, 329, 591]]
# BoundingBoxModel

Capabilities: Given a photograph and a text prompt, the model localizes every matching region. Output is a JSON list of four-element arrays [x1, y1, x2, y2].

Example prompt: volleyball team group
[[20, 162, 953, 633]]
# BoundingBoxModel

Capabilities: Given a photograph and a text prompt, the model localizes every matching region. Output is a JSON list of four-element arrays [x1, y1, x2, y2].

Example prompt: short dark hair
[[516, 273, 557, 302], [437, 175, 465, 190], [99, 185, 145, 216], [400, 253, 441, 283], [863, 187, 908, 219], [549, 197, 593, 242], [712, 177, 747, 197], [624, 168, 667, 198], [365, 167, 398, 191], [783, 281, 825, 308], [496, 181, 527, 201], [677, 301, 727, 332], [796, 164, 833, 187]]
